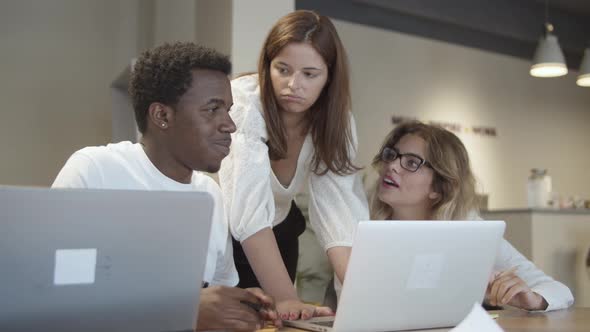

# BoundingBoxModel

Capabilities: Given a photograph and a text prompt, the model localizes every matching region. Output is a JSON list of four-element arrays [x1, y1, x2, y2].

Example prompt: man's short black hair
[[129, 42, 231, 133]]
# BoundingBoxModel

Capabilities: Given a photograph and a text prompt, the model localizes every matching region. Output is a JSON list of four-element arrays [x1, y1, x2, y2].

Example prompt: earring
[[161, 123, 166, 128]]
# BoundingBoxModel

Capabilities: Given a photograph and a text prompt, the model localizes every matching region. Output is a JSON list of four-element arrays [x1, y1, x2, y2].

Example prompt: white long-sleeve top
[[219, 74, 369, 250], [493, 238, 574, 311], [333, 235, 574, 312], [473, 213, 573, 311], [333, 216, 574, 311]]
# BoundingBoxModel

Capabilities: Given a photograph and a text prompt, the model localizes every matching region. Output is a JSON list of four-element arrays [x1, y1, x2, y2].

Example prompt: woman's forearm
[[241, 227, 299, 301], [327, 246, 351, 284]]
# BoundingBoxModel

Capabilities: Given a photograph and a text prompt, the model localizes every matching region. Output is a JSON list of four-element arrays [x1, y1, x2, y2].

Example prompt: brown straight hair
[[258, 10, 359, 175]]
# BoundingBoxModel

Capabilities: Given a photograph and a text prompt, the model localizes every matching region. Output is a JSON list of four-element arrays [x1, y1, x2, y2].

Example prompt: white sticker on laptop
[[406, 253, 444, 289], [54, 249, 97, 285]]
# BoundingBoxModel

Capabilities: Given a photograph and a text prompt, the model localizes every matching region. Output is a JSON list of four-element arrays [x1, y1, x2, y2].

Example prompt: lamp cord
[[545, 0, 549, 25], [543, 0, 553, 34]]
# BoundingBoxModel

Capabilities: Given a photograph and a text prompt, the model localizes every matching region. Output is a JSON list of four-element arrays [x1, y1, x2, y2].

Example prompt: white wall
[[335, 19, 590, 209], [195, 0, 232, 56], [231, 0, 294, 74], [2, 1, 588, 206], [0, 0, 225, 187], [153, 0, 197, 45], [0, 0, 133, 186]]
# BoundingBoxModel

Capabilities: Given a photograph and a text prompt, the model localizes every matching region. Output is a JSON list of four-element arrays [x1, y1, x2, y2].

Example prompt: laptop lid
[[0, 187, 213, 332], [333, 220, 505, 332], [289, 221, 505, 332]]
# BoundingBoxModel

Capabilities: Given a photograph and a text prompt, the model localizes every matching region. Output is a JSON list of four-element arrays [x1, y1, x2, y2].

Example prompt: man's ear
[[147, 103, 173, 130]]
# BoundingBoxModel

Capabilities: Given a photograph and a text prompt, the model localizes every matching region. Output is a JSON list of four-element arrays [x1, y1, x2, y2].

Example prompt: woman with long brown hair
[[370, 121, 573, 311], [219, 10, 368, 319]]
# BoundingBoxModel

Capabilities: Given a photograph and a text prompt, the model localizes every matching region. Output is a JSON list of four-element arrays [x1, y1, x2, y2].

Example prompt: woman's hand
[[486, 267, 548, 311], [276, 299, 334, 320]]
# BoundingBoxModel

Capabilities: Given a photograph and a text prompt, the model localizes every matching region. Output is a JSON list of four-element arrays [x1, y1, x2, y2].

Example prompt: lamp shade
[[530, 34, 568, 77], [576, 48, 590, 87]]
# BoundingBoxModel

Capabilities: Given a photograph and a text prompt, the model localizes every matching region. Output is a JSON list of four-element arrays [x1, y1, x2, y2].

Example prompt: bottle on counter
[[527, 168, 552, 208]]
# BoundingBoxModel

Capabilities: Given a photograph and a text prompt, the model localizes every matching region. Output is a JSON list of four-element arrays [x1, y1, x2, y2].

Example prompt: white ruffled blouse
[[218, 74, 369, 250]]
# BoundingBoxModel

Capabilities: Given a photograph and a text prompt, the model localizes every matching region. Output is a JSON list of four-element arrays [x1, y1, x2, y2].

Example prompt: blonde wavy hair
[[370, 121, 478, 220]]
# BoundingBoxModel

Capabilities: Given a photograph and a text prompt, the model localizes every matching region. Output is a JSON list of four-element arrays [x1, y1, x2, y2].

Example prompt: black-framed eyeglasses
[[380, 147, 431, 173]]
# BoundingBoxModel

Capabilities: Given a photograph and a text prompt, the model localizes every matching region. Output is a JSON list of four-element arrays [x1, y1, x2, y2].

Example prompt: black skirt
[[232, 201, 307, 288]]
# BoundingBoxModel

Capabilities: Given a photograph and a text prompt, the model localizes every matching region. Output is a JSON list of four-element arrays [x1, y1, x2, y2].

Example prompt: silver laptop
[[286, 220, 505, 332], [0, 186, 214, 332]]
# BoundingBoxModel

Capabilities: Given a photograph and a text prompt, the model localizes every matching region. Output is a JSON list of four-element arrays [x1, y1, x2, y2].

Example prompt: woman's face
[[269, 42, 328, 114], [377, 133, 439, 210]]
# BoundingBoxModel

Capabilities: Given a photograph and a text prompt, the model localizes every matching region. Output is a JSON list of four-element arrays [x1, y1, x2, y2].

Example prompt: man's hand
[[196, 286, 266, 331], [486, 267, 548, 311], [245, 287, 282, 328]]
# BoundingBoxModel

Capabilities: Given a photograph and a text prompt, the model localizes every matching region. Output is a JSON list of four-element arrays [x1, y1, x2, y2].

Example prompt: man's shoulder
[[73, 141, 137, 165], [53, 141, 140, 189]]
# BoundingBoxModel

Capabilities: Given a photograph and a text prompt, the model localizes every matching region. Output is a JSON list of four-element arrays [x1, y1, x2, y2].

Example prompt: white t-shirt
[[52, 141, 239, 286]]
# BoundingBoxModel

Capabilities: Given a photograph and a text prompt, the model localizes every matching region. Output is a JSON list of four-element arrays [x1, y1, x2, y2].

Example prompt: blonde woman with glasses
[[369, 121, 573, 311]]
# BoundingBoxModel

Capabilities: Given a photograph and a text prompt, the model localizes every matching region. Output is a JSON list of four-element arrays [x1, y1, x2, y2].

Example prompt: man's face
[[168, 69, 235, 173]]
